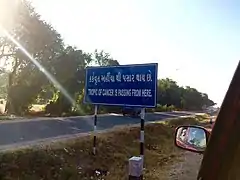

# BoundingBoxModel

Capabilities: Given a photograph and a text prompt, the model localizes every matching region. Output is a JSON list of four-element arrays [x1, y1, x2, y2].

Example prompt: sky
[[28, 0, 240, 106]]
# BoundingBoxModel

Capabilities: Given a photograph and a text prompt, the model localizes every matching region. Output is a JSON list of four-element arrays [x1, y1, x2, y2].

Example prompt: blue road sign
[[84, 63, 158, 107]]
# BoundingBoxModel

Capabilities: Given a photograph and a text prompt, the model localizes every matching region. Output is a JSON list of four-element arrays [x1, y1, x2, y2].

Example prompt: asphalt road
[[0, 111, 193, 149]]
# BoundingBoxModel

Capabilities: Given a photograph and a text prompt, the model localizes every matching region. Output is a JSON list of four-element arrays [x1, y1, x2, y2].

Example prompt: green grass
[[30, 104, 46, 112], [0, 115, 15, 120]]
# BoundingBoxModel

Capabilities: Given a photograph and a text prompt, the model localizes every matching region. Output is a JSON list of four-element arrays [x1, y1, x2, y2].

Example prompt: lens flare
[[0, 27, 85, 115]]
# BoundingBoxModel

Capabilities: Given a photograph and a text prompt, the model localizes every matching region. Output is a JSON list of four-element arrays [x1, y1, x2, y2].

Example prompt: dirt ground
[[168, 151, 203, 180]]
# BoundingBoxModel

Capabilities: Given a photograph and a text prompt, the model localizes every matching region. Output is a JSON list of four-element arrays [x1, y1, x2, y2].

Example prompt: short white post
[[128, 156, 143, 180]]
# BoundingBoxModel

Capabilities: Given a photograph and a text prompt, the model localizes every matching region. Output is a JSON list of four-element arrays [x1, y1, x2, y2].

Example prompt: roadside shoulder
[[168, 151, 202, 180]]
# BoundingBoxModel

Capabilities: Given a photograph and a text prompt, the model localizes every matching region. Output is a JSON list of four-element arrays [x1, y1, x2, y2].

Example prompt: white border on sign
[[83, 63, 158, 108]]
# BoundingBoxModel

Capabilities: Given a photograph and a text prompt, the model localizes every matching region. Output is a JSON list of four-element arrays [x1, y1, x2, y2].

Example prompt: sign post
[[84, 63, 158, 178], [93, 105, 98, 155], [140, 108, 145, 161]]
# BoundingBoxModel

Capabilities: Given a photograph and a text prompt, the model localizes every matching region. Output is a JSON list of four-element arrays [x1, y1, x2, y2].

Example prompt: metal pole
[[140, 108, 145, 161], [128, 108, 145, 180], [93, 105, 98, 155]]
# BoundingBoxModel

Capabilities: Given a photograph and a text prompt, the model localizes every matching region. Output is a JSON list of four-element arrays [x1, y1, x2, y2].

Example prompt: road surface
[[0, 111, 193, 150]]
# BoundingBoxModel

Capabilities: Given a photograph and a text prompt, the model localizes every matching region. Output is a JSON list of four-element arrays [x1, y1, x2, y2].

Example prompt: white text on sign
[[87, 89, 152, 98], [89, 71, 153, 85]]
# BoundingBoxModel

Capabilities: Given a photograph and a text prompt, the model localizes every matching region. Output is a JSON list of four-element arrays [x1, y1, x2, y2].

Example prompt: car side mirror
[[174, 125, 209, 154]]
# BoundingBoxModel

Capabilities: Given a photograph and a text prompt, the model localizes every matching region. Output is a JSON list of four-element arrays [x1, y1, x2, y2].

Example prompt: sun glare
[[0, 0, 19, 30], [0, 26, 85, 114], [0, 1, 82, 112]]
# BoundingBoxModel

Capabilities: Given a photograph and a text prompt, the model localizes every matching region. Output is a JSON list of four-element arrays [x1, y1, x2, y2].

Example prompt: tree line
[[0, 1, 215, 116]]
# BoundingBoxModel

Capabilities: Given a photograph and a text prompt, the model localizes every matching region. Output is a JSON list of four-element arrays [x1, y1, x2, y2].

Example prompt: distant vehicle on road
[[122, 106, 141, 117]]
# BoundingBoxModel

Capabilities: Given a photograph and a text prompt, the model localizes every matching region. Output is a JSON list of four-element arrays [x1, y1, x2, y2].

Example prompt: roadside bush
[[168, 105, 176, 111], [155, 104, 176, 112]]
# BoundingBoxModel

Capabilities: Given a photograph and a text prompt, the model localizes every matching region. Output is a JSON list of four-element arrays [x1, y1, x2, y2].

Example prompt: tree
[[157, 78, 215, 110], [157, 78, 182, 107], [0, 0, 64, 114], [0, 72, 8, 99], [45, 46, 93, 115], [94, 49, 119, 66]]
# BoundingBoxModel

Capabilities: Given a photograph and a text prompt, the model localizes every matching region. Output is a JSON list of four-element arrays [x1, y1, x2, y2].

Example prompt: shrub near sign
[[84, 63, 158, 107]]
